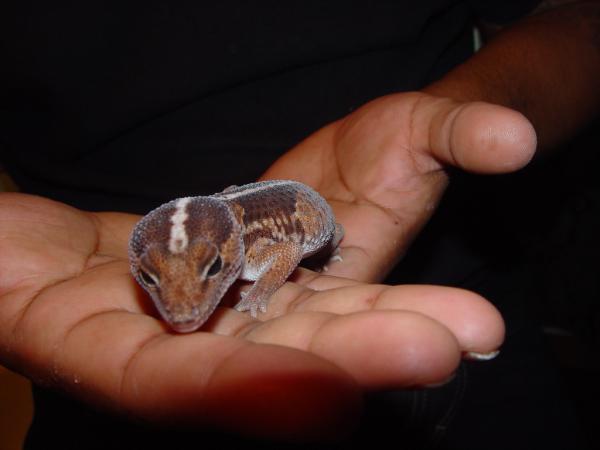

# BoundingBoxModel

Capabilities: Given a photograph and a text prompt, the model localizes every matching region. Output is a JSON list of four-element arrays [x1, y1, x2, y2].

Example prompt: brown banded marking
[[292, 189, 333, 252], [241, 210, 305, 247]]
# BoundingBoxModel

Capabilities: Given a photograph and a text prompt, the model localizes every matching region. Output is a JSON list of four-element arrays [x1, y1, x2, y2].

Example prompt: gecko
[[128, 180, 343, 333]]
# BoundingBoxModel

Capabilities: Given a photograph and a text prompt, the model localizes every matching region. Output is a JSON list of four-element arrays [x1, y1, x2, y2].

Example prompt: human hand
[[0, 193, 503, 440], [263, 92, 537, 282]]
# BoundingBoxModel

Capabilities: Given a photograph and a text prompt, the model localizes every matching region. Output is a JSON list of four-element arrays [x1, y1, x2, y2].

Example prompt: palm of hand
[[0, 191, 502, 439], [264, 92, 536, 281]]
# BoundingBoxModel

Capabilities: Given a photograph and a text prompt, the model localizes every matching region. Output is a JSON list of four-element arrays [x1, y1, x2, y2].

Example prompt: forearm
[[424, 0, 600, 150]]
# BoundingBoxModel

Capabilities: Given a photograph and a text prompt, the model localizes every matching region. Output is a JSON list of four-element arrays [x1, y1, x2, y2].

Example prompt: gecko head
[[132, 237, 242, 332], [129, 196, 244, 333]]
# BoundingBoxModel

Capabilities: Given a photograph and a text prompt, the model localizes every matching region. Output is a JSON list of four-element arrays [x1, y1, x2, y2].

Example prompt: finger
[[204, 280, 462, 389], [415, 97, 537, 173], [280, 282, 505, 355], [220, 270, 504, 358], [241, 309, 461, 388]]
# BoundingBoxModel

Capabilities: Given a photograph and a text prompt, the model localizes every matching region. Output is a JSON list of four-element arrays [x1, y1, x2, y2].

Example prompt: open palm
[[0, 192, 503, 439], [264, 92, 537, 281]]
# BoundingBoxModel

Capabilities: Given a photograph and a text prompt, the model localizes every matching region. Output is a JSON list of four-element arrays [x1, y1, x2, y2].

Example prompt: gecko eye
[[139, 269, 159, 289], [206, 255, 222, 277]]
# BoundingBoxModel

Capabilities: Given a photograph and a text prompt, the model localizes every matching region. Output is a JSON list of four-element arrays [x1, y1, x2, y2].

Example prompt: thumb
[[413, 97, 537, 173]]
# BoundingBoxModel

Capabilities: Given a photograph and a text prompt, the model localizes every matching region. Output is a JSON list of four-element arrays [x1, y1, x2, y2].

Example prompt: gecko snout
[[167, 315, 205, 333], [158, 300, 214, 332]]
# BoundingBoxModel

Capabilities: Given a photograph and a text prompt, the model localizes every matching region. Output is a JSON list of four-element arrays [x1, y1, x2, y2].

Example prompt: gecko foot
[[320, 247, 343, 272], [234, 291, 269, 318]]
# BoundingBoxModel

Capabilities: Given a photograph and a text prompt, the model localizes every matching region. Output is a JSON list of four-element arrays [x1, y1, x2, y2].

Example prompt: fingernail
[[464, 350, 500, 361]]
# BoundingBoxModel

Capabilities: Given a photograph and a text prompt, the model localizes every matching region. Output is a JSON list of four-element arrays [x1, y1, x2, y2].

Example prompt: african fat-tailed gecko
[[128, 180, 343, 332]]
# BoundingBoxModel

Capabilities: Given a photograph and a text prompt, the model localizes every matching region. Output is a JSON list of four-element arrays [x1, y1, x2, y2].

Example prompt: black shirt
[[2, 1, 538, 212]]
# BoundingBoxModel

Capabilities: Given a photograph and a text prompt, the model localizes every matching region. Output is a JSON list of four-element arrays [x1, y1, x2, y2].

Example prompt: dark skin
[[1, 0, 599, 441]]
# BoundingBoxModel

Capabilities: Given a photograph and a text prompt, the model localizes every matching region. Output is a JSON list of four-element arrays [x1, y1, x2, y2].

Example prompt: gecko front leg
[[235, 240, 304, 317]]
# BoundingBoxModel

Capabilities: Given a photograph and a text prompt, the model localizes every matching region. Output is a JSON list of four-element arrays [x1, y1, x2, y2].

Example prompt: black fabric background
[[2, 0, 537, 212]]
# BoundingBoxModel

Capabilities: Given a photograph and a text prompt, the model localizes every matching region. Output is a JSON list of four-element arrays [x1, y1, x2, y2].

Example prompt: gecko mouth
[[160, 305, 214, 333], [168, 317, 205, 333], [148, 294, 209, 333]]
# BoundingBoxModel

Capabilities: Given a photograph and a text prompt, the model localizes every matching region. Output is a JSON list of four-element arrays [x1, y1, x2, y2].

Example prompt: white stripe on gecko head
[[169, 197, 192, 253], [217, 180, 292, 200]]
